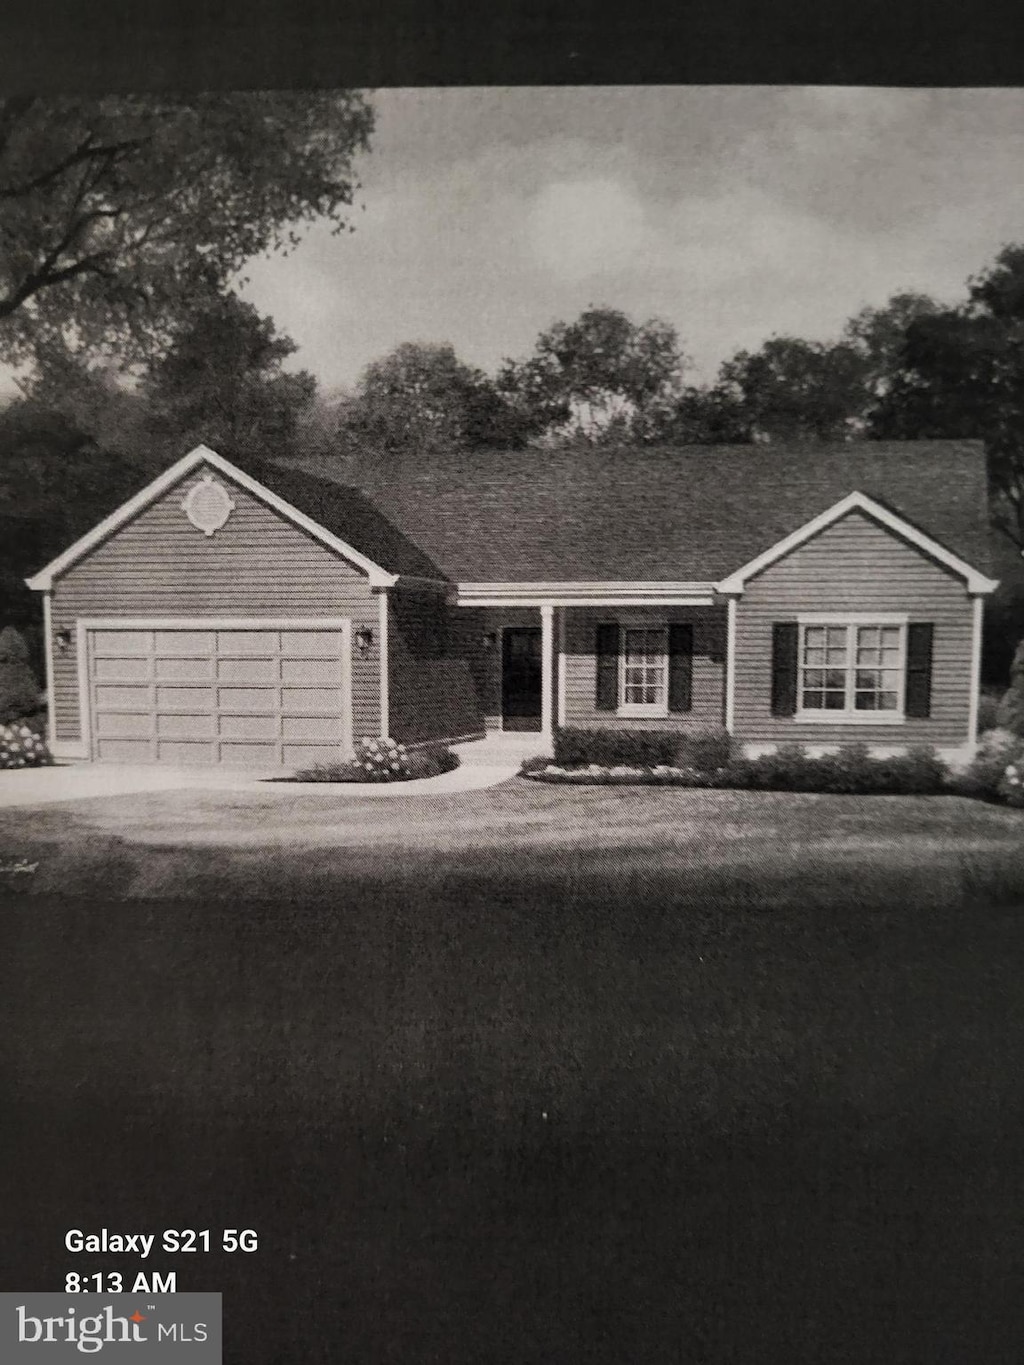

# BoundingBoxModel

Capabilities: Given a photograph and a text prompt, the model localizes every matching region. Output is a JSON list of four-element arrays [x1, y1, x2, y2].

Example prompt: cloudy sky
[[238, 86, 1024, 394]]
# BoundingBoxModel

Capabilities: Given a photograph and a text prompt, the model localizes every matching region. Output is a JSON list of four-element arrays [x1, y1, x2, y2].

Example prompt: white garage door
[[86, 622, 351, 766]]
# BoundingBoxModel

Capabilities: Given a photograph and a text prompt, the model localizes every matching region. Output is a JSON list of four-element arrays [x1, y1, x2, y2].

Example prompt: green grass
[[4, 781, 1024, 1360]]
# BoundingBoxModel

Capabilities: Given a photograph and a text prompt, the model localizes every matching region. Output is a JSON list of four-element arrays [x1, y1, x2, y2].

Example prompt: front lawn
[[4, 782, 1024, 1361]]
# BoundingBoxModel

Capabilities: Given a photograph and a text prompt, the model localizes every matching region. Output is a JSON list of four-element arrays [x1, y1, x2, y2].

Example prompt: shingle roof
[[237, 456, 446, 580], [278, 440, 993, 584]]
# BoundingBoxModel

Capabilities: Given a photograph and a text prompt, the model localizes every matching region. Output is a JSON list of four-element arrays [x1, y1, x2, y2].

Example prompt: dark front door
[[501, 628, 543, 731]]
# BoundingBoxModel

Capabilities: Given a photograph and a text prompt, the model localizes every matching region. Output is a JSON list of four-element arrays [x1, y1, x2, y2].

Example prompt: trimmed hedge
[[725, 742, 948, 795], [553, 725, 733, 773], [526, 741, 950, 796]]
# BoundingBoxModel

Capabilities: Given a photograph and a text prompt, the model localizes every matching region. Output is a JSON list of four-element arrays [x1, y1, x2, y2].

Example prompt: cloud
[[526, 179, 649, 279]]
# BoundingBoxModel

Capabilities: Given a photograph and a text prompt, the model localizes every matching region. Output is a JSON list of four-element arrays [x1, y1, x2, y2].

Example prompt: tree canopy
[[140, 294, 317, 463], [871, 246, 1024, 548], [337, 341, 537, 457], [498, 307, 684, 444], [0, 92, 373, 365]]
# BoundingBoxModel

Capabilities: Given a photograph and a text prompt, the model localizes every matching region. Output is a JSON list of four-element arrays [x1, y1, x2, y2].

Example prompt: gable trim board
[[26, 445, 399, 592], [75, 616, 355, 764], [716, 490, 998, 597]]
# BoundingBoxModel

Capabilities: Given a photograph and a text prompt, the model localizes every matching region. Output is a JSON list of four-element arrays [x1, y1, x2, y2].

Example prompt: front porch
[[457, 589, 730, 748]]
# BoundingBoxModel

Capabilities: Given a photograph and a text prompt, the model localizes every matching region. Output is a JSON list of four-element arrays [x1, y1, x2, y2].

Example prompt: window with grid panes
[[799, 621, 904, 716]]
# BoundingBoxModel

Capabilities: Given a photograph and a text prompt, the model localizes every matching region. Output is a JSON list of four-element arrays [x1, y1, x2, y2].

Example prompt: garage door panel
[[281, 631, 344, 656], [218, 630, 278, 654], [282, 687, 343, 712], [157, 713, 216, 739], [94, 656, 150, 681], [154, 630, 216, 654], [217, 657, 278, 684], [89, 625, 349, 766], [218, 686, 277, 712], [156, 686, 215, 710], [219, 714, 279, 740], [96, 738, 154, 761], [158, 741, 216, 764], [155, 656, 213, 682], [96, 712, 153, 738], [280, 658, 337, 685], [93, 631, 153, 654], [96, 684, 152, 709], [281, 715, 343, 741]]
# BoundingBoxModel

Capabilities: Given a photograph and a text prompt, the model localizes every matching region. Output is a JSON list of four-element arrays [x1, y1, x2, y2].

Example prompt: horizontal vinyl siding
[[387, 588, 485, 745], [733, 510, 974, 746], [564, 606, 727, 730], [50, 466, 380, 743]]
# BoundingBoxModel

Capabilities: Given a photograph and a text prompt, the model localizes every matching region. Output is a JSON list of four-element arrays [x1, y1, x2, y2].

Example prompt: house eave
[[456, 581, 718, 608]]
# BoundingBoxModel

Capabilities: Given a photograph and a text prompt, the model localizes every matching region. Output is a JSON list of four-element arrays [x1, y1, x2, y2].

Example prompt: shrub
[[0, 721, 53, 769], [997, 638, 1024, 738], [528, 742, 950, 795], [729, 742, 948, 795], [289, 738, 459, 784], [552, 725, 733, 772], [0, 626, 43, 724], [977, 689, 1001, 736], [954, 728, 1024, 801], [404, 746, 460, 779]]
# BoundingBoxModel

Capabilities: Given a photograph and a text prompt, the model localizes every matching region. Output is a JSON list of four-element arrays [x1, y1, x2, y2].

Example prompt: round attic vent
[[182, 473, 235, 536]]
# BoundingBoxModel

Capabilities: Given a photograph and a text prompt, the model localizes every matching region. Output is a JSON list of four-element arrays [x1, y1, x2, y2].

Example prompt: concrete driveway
[[0, 760, 518, 807]]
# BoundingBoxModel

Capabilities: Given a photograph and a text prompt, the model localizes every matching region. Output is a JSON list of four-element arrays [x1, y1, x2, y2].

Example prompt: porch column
[[540, 603, 554, 746]]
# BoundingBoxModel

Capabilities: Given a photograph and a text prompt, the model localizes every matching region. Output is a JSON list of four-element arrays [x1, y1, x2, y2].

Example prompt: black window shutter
[[668, 623, 694, 713], [595, 624, 619, 711], [771, 622, 799, 717], [905, 623, 934, 718]]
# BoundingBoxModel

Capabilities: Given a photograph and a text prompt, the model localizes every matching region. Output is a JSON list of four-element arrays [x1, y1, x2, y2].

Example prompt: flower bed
[[276, 737, 460, 784]]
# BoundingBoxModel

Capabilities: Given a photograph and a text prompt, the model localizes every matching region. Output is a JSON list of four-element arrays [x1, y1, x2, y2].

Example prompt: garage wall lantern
[[355, 626, 374, 658], [54, 627, 72, 654], [481, 631, 498, 650]]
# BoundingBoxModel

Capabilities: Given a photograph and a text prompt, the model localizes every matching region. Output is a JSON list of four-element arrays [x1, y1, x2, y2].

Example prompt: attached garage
[[81, 619, 353, 766]]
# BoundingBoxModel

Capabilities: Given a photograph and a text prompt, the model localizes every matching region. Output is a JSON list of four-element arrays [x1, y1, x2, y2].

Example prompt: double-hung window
[[619, 625, 668, 714], [797, 615, 906, 721]]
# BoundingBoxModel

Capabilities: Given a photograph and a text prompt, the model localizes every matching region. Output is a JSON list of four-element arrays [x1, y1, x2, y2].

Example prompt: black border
[[1, 0, 1023, 92]]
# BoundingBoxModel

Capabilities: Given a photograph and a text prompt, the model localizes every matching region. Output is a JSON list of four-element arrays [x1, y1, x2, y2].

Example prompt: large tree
[[717, 335, 871, 443], [871, 245, 1024, 549], [140, 294, 317, 463], [337, 341, 532, 458], [0, 92, 373, 364], [498, 307, 685, 444]]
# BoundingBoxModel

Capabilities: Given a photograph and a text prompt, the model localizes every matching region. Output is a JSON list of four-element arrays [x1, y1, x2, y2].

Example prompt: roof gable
[[26, 445, 402, 591], [717, 490, 998, 595]]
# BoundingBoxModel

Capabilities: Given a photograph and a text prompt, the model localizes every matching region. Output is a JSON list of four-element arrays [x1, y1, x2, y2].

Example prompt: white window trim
[[794, 613, 908, 725], [617, 623, 670, 717]]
